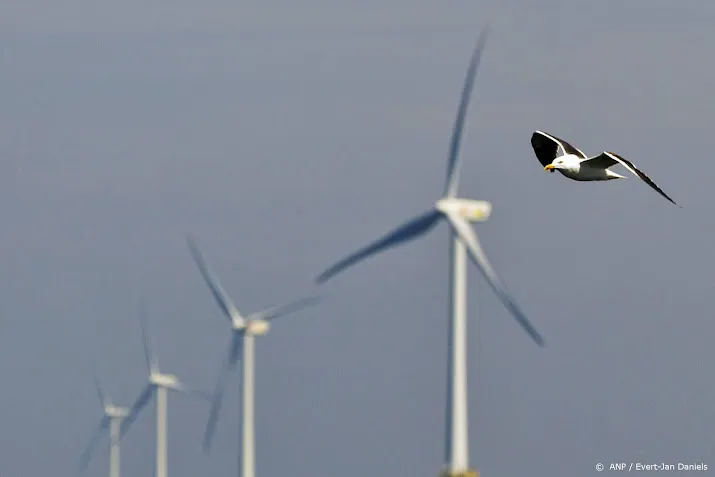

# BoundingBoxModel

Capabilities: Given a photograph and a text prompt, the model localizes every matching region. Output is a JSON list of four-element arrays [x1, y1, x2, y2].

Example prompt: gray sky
[[0, 1, 713, 476]]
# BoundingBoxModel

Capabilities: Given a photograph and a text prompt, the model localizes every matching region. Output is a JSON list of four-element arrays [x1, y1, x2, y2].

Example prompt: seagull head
[[544, 158, 567, 173]]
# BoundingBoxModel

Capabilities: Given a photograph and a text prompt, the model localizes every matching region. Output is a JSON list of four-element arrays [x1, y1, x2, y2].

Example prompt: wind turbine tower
[[120, 312, 209, 477], [78, 376, 129, 477], [187, 237, 320, 477], [315, 28, 545, 477]]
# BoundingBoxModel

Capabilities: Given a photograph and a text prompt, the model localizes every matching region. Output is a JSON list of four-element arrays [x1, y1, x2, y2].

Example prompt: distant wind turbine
[[315, 28, 545, 477], [78, 375, 129, 477], [187, 237, 320, 477], [120, 310, 209, 477]]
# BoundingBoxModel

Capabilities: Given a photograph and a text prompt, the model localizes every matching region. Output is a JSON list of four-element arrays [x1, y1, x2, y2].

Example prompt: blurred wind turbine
[[187, 237, 321, 477], [78, 375, 129, 477], [315, 28, 545, 477], [120, 310, 209, 477]]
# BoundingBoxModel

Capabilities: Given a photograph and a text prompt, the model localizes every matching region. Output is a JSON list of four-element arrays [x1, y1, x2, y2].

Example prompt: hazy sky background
[[1, 1, 714, 476]]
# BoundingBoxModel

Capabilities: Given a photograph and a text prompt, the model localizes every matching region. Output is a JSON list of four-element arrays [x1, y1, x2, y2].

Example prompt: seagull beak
[[544, 164, 555, 171]]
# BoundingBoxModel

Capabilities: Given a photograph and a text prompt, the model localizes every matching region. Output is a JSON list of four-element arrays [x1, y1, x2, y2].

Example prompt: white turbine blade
[[139, 305, 159, 372], [119, 384, 155, 438], [445, 213, 545, 347], [250, 296, 322, 321], [444, 27, 490, 198], [316, 210, 442, 284], [203, 332, 242, 453], [169, 380, 212, 401], [78, 415, 110, 472], [93, 373, 108, 408], [187, 236, 245, 326]]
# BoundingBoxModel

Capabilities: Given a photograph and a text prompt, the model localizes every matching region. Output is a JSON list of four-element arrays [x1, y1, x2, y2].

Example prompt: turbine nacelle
[[435, 198, 492, 222], [245, 319, 270, 336], [150, 372, 180, 388], [105, 405, 129, 419]]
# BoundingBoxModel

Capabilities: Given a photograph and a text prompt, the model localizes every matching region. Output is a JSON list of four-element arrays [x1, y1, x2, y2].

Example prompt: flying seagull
[[531, 130, 678, 206]]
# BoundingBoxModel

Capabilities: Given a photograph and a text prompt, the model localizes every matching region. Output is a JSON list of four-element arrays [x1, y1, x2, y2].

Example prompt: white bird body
[[531, 130, 677, 205], [550, 153, 626, 181]]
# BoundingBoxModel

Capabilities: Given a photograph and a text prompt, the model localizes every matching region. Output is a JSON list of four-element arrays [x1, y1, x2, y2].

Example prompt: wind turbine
[[187, 237, 320, 477], [120, 312, 209, 477], [315, 29, 545, 477], [78, 375, 129, 477]]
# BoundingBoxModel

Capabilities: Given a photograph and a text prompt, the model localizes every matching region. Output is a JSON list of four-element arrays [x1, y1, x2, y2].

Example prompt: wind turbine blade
[[139, 308, 159, 372], [229, 331, 243, 365], [93, 373, 107, 408], [444, 27, 490, 198], [251, 296, 322, 321], [445, 213, 545, 347], [202, 376, 226, 453], [119, 385, 155, 438], [187, 236, 245, 325], [169, 380, 213, 401], [78, 415, 110, 472], [203, 333, 242, 453], [316, 210, 442, 284]]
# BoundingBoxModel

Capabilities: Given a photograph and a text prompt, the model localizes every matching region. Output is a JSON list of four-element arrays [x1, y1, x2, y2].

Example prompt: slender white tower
[[156, 385, 168, 477], [242, 334, 256, 477], [446, 237, 472, 475], [109, 416, 123, 477]]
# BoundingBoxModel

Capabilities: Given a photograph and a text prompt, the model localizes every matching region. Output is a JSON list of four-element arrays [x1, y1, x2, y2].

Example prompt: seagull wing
[[582, 152, 678, 206], [531, 130, 587, 167]]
